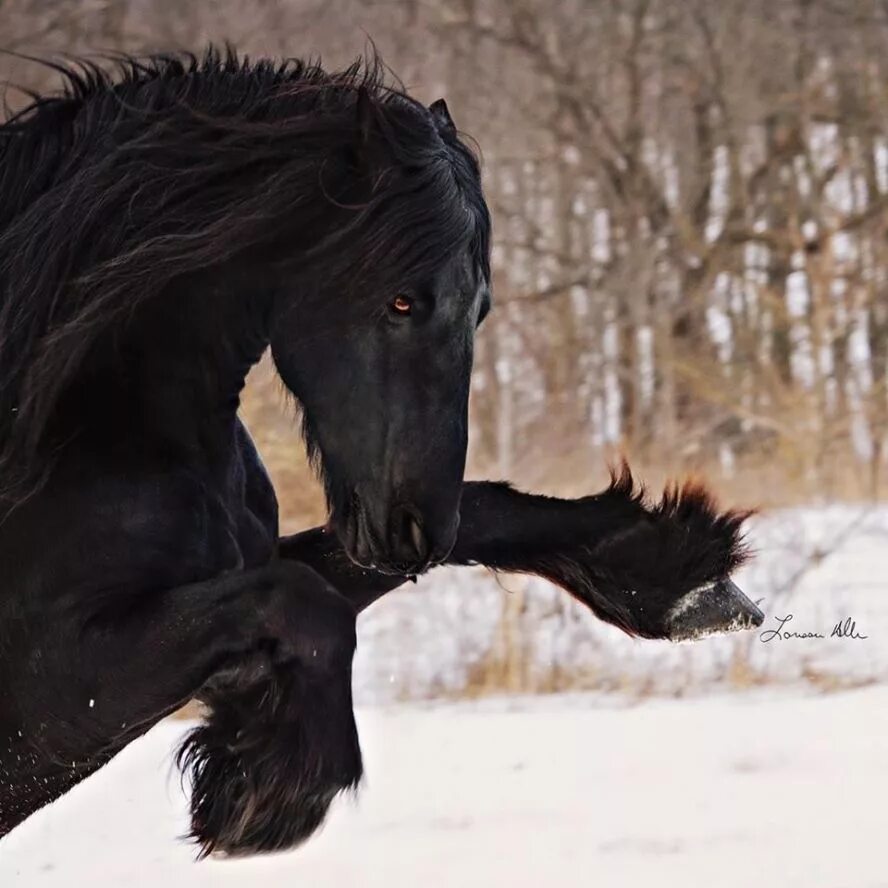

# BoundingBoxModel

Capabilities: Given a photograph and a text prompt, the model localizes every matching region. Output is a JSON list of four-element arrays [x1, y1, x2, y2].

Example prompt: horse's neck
[[72, 283, 270, 467]]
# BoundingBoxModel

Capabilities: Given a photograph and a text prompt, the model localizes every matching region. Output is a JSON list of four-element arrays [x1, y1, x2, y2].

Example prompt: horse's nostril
[[390, 505, 430, 566], [347, 505, 373, 567], [409, 515, 425, 557]]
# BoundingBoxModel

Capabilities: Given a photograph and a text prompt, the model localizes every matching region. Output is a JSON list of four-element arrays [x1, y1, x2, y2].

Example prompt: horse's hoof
[[664, 578, 763, 642]]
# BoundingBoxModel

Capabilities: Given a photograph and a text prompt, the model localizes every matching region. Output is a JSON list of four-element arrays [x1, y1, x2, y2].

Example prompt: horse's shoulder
[[2, 462, 241, 599], [1, 419, 284, 603]]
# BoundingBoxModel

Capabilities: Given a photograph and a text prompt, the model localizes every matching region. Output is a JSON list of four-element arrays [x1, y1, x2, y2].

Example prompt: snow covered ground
[[3, 504, 887, 885], [2, 688, 887, 888]]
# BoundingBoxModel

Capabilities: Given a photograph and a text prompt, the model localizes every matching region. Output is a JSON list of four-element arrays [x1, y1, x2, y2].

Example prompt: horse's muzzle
[[341, 499, 458, 576]]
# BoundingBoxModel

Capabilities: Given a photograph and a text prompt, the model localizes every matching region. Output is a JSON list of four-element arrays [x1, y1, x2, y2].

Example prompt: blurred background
[[2, 1, 888, 885]]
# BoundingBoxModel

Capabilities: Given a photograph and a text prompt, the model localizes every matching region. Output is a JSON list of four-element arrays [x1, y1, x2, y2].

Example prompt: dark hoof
[[664, 578, 763, 642]]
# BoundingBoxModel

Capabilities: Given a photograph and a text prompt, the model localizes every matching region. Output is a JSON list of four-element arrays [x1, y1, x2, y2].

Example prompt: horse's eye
[[390, 295, 413, 316]]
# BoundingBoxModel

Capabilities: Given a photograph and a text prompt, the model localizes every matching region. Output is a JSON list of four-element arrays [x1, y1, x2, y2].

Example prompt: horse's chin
[[343, 545, 430, 578], [338, 532, 431, 577]]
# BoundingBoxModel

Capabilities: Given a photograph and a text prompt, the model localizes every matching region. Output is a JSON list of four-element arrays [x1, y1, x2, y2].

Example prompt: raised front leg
[[280, 468, 762, 640], [0, 560, 361, 854], [451, 473, 762, 639]]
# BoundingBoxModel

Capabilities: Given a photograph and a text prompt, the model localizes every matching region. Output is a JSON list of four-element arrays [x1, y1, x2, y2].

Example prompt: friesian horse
[[0, 49, 763, 855]]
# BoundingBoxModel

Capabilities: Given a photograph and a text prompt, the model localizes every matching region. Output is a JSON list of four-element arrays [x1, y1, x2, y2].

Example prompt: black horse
[[0, 49, 763, 856]]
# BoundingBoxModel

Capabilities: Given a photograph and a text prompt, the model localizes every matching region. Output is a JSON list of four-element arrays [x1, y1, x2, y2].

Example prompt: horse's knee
[[258, 560, 357, 671]]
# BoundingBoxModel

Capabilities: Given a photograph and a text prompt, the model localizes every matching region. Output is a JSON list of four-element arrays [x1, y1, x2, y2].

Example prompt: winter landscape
[[3, 505, 887, 887], [4, 1, 888, 885], [3, 687, 886, 888]]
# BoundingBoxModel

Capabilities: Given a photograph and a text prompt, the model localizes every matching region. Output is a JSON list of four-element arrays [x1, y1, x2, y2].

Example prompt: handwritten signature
[[759, 614, 868, 643]]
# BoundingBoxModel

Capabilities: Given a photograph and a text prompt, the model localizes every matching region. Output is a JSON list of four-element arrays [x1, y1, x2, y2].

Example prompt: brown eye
[[391, 294, 413, 316]]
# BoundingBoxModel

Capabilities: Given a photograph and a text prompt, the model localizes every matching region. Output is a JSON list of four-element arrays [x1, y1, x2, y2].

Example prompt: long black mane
[[0, 47, 490, 504]]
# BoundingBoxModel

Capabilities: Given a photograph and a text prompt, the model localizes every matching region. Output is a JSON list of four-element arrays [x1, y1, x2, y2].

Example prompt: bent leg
[[278, 526, 409, 612], [1, 560, 360, 851], [450, 478, 759, 638]]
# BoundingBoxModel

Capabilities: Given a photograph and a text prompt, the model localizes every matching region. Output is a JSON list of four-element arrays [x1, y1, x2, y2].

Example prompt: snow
[[2, 688, 886, 887], [3, 504, 887, 883]]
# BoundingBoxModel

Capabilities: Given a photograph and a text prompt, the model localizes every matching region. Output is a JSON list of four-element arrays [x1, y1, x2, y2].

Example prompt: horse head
[[270, 92, 491, 576]]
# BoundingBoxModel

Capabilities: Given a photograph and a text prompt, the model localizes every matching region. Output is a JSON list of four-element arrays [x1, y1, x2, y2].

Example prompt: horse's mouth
[[334, 498, 434, 577]]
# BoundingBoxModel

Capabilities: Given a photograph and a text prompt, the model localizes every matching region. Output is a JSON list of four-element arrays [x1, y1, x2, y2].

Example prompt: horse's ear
[[429, 98, 457, 137], [352, 87, 387, 177], [356, 86, 376, 148]]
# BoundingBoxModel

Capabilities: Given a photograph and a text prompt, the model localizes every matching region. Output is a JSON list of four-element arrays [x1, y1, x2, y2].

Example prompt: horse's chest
[[159, 422, 279, 575], [229, 499, 277, 570], [197, 471, 276, 576], [230, 420, 279, 569]]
